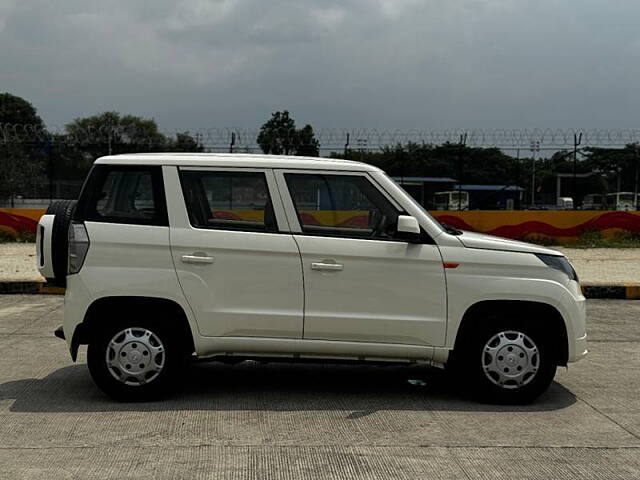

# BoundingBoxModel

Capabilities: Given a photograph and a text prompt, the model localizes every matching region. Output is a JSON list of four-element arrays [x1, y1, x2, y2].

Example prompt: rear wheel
[[452, 319, 557, 404], [87, 320, 186, 401]]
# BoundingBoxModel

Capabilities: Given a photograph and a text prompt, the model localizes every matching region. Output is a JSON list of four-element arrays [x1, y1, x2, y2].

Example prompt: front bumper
[[571, 333, 588, 363]]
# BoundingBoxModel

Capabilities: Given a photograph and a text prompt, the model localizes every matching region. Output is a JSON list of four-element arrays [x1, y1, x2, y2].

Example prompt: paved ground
[[0, 296, 639, 478], [0, 243, 41, 282], [2, 242, 640, 284], [555, 247, 640, 284]]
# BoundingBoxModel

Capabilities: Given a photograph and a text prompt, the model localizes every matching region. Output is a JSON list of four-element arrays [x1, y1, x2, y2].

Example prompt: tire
[[45, 200, 77, 287], [451, 316, 557, 404], [87, 319, 185, 401]]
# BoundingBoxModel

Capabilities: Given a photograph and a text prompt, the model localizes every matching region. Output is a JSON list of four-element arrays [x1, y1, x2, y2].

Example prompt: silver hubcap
[[106, 328, 165, 386], [482, 330, 540, 389]]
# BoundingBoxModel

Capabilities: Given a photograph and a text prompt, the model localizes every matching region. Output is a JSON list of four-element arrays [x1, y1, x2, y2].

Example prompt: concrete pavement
[[0, 295, 639, 478]]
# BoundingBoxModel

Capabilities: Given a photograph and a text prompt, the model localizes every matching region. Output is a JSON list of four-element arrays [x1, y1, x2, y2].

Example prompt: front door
[[170, 167, 304, 338], [279, 171, 447, 347]]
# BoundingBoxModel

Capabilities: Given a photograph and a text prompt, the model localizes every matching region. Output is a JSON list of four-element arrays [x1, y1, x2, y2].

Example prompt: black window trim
[[283, 172, 412, 242], [74, 164, 169, 227], [278, 168, 436, 245], [177, 168, 281, 234]]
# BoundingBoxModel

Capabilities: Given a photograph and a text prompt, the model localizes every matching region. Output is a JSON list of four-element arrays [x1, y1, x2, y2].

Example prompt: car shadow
[[0, 360, 576, 414]]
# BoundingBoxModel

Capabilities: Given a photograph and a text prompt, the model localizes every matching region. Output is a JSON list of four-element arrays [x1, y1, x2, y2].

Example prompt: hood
[[457, 230, 562, 256]]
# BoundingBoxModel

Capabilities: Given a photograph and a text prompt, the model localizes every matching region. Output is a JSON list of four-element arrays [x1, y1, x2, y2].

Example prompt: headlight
[[535, 254, 579, 282]]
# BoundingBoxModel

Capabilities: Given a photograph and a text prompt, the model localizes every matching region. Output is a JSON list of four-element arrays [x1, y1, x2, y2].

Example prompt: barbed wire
[[2, 124, 640, 149]]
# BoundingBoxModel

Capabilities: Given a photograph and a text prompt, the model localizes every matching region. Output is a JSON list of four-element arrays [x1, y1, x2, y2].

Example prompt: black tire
[[450, 316, 557, 404], [45, 200, 77, 287], [87, 319, 185, 401]]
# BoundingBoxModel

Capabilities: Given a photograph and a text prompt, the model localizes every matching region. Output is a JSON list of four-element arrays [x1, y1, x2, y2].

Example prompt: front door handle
[[311, 261, 344, 271], [181, 254, 214, 265]]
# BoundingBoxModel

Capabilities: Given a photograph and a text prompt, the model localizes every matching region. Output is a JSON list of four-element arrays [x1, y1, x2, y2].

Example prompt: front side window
[[179, 170, 277, 232], [285, 173, 399, 239], [74, 165, 167, 226]]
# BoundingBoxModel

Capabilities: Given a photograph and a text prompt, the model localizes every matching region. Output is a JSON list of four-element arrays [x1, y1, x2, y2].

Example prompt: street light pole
[[572, 133, 582, 209], [530, 140, 540, 206]]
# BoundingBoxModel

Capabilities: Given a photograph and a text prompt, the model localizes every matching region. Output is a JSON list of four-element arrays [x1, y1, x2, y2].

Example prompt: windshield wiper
[[439, 221, 463, 236]]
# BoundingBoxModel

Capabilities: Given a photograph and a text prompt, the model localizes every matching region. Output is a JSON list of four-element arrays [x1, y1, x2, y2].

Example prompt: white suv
[[37, 153, 587, 403]]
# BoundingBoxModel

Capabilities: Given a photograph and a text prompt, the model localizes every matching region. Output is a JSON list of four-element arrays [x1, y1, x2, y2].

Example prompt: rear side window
[[179, 170, 278, 232], [74, 165, 168, 226]]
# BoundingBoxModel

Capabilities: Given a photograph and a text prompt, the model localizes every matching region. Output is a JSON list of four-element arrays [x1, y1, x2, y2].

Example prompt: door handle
[[181, 254, 214, 265], [311, 262, 344, 271]]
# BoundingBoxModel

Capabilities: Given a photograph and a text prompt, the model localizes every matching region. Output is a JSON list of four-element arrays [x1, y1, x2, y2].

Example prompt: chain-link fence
[[1, 125, 639, 210]]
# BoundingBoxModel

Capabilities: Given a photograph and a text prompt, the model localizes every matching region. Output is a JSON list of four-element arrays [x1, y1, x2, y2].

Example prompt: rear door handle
[[311, 262, 344, 271], [181, 254, 214, 265]]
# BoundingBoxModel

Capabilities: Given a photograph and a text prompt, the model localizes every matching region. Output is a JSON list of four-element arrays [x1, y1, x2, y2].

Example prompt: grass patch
[[573, 231, 640, 248], [0, 229, 36, 243], [526, 230, 640, 248]]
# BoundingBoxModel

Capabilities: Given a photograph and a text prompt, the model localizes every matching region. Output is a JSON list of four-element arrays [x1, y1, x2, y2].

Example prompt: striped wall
[[2, 208, 640, 242]]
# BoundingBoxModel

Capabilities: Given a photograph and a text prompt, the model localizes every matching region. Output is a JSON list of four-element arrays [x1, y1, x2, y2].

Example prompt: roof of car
[[94, 153, 380, 172]]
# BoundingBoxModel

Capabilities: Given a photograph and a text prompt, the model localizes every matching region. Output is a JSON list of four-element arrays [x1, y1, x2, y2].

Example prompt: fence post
[[47, 140, 54, 203], [344, 133, 350, 158], [572, 132, 582, 209], [229, 132, 236, 153], [458, 133, 467, 211]]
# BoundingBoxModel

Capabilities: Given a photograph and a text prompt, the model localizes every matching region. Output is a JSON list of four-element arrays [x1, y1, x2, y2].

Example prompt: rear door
[[168, 167, 304, 339], [276, 170, 447, 347]]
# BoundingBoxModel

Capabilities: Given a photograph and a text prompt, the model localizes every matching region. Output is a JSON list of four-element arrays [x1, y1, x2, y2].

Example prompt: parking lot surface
[[0, 296, 639, 479]]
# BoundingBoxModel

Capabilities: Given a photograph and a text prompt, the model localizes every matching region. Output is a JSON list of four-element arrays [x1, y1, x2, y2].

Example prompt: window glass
[[179, 170, 277, 232], [74, 165, 167, 226], [285, 174, 399, 238]]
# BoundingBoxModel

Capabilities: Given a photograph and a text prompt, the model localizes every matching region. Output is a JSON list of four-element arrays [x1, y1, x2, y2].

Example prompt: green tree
[[0, 93, 47, 203], [257, 111, 319, 156], [166, 132, 204, 153], [60, 113, 203, 181], [65, 112, 166, 158], [295, 124, 320, 157], [583, 144, 639, 193]]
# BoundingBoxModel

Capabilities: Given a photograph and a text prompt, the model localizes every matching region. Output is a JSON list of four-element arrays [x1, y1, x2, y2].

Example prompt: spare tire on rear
[[45, 200, 77, 287]]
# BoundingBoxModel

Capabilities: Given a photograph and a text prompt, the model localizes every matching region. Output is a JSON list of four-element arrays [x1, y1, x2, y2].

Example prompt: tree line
[[1, 92, 638, 205]]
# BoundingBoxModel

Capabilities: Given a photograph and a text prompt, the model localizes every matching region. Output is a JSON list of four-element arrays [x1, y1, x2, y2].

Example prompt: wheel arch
[[71, 296, 195, 361], [453, 300, 569, 366]]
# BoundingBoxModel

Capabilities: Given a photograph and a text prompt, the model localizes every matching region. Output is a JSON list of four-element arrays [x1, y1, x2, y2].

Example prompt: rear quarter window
[[74, 165, 168, 226]]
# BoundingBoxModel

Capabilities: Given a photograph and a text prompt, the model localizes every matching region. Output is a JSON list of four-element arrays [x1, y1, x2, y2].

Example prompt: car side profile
[[37, 153, 587, 403]]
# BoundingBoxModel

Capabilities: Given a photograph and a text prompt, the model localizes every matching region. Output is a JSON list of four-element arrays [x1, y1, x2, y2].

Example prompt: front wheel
[[87, 321, 185, 401], [453, 322, 557, 404]]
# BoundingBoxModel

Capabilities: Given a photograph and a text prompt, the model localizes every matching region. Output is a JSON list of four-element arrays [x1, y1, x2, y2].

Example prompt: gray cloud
[[1, 0, 638, 130]]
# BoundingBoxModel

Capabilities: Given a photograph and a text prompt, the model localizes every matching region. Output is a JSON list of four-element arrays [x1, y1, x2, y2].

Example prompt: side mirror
[[397, 215, 421, 234]]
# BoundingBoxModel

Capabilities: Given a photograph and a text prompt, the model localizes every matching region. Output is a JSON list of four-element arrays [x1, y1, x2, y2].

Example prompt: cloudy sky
[[1, 0, 638, 130]]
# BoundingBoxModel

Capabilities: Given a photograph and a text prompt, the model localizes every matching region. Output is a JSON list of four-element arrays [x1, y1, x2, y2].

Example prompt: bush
[[0, 228, 36, 243]]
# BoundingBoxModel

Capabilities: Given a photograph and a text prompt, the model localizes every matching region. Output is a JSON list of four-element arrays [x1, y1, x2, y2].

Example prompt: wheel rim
[[105, 328, 165, 386], [481, 330, 540, 389]]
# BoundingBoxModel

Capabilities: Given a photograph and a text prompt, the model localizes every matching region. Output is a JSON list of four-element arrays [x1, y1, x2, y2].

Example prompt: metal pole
[[530, 141, 539, 206], [635, 147, 639, 210], [48, 141, 53, 202], [572, 133, 582, 209], [458, 133, 467, 211], [515, 148, 520, 209]]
